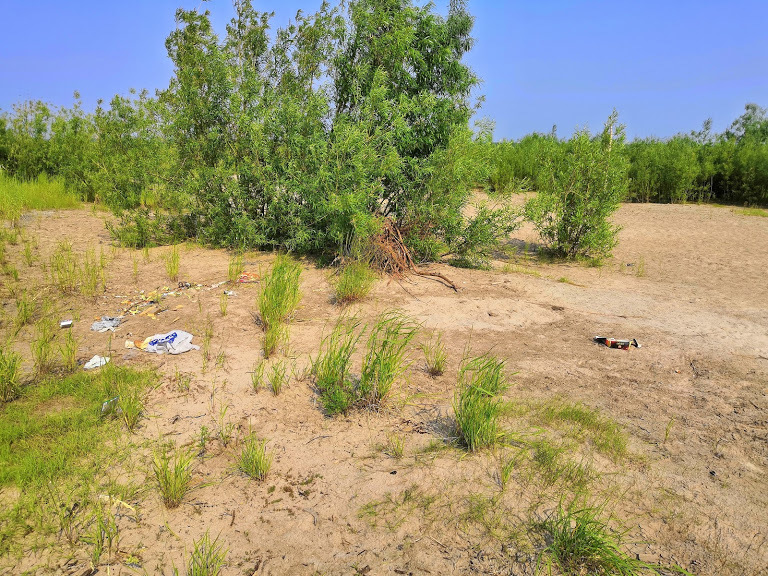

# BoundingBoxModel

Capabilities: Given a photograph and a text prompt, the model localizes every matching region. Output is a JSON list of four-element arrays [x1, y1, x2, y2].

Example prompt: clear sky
[[1, 0, 766, 140]]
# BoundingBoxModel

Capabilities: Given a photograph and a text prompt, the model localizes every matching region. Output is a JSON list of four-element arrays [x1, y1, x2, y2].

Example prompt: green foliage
[[188, 531, 227, 576], [238, 436, 273, 481], [153, 446, 194, 508], [453, 354, 508, 451], [258, 255, 302, 357], [627, 137, 701, 203], [525, 112, 629, 259], [334, 261, 376, 304], [227, 253, 244, 283], [268, 360, 288, 396]]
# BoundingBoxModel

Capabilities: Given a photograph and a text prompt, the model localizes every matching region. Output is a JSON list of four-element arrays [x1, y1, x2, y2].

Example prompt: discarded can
[[594, 336, 641, 349], [60, 320, 73, 329]]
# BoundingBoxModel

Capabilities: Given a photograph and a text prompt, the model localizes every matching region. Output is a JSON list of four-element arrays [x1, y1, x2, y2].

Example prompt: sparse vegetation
[[269, 360, 288, 396], [0, 347, 22, 402], [227, 253, 244, 283]]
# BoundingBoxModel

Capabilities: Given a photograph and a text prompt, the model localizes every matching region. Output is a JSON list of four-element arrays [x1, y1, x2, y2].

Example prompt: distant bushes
[[486, 103, 768, 207]]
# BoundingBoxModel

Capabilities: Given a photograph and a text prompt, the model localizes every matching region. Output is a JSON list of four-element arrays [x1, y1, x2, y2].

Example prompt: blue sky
[[1, 0, 766, 140]]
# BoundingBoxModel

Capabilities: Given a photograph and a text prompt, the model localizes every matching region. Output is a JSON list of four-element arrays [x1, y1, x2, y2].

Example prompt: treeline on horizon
[[0, 0, 765, 265], [487, 103, 768, 206], [4, 95, 766, 211]]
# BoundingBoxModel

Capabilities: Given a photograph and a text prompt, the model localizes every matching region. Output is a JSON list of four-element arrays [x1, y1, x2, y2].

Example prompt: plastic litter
[[101, 396, 119, 415], [84, 355, 111, 370], [237, 271, 260, 283], [138, 330, 200, 355], [594, 336, 641, 350], [223, 290, 237, 296], [60, 320, 73, 329], [91, 316, 122, 332]]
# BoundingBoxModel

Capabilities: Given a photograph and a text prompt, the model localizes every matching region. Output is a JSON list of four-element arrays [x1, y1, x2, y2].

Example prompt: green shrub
[[525, 112, 629, 259]]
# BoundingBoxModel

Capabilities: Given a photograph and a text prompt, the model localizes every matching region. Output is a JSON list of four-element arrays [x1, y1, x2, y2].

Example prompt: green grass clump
[[312, 317, 362, 415], [536, 401, 628, 460], [59, 329, 78, 373], [334, 261, 376, 304], [422, 331, 447, 377], [30, 316, 57, 375], [537, 503, 652, 576], [453, 354, 509, 451], [0, 173, 79, 221], [165, 244, 180, 281], [0, 365, 155, 487], [153, 446, 194, 508], [0, 348, 23, 402], [312, 311, 417, 415], [188, 531, 227, 576], [258, 254, 302, 357], [268, 360, 288, 396], [359, 311, 418, 407], [227, 253, 244, 283], [14, 290, 34, 331], [238, 436, 273, 481]]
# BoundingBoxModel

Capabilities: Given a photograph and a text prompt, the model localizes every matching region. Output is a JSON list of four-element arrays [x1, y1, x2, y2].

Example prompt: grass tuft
[[334, 261, 376, 304], [152, 447, 193, 508], [537, 502, 652, 576], [258, 254, 302, 357], [188, 530, 227, 576], [421, 331, 447, 377], [312, 316, 362, 415], [0, 347, 23, 402], [453, 354, 508, 451], [359, 311, 419, 408], [227, 253, 244, 283], [269, 360, 288, 396], [165, 244, 180, 281], [238, 436, 273, 481]]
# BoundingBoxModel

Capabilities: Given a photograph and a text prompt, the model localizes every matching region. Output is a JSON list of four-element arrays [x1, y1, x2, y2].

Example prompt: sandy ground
[[2, 202, 767, 575]]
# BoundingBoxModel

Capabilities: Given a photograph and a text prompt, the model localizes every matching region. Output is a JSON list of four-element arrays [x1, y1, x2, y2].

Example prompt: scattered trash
[[101, 396, 119, 415], [134, 330, 200, 355], [84, 355, 111, 370], [178, 281, 192, 289], [91, 316, 122, 332], [594, 336, 641, 350], [209, 280, 227, 290], [60, 320, 73, 329], [224, 290, 237, 296], [237, 271, 260, 283]]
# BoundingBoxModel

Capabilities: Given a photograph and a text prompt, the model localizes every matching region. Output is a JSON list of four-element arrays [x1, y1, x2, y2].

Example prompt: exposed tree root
[[367, 218, 457, 292]]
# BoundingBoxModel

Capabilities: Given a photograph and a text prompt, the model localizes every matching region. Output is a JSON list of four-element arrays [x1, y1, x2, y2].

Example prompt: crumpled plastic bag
[[84, 355, 110, 370], [91, 316, 122, 332], [141, 330, 200, 355]]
